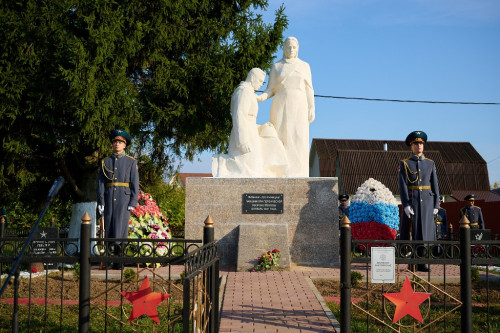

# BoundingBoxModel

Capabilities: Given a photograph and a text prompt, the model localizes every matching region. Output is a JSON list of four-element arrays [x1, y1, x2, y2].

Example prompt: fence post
[[340, 216, 352, 333], [203, 216, 215, 332], [459, 215, 472, 333], [12, 269, 19, 333], [214, 259, 220, 333], [79, 212, 91, 333], [183, 277, 191, 333], [204, 215, 214, 245]]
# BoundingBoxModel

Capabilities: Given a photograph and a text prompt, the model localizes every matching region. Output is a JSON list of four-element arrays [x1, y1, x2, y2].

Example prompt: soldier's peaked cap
[[464, 194, 475, 201], [339, 194, 349, 201], [109, 129, 131, 146], [405, 131, 427, 146]]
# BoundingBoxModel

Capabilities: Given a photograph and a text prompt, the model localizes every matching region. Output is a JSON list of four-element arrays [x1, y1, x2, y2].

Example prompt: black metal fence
[[340, 218, 500, 333], [0, 214, 219, 332]]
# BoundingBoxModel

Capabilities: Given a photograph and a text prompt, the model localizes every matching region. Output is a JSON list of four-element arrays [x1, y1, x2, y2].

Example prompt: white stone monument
[[189, 39, 338, 270]]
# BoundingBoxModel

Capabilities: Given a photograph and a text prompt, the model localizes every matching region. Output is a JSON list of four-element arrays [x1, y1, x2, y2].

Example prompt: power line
[[314, 94, 500, 105], [488, 155, 500, 164]]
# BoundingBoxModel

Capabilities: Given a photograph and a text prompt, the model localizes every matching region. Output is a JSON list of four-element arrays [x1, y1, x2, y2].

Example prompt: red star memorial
[[121, 276, 171, 323], [383, 276, 432, 323]]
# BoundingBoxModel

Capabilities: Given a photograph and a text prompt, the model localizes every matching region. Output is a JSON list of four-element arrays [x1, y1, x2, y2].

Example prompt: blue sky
[[180, 0, 500, 186]]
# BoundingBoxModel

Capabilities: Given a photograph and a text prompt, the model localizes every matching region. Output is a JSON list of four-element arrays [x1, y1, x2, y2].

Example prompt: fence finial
[[81, 212, 91, 225], [459, 215, 470, 229], [204, 215, 214, 228], [340, 215, 351, 228]]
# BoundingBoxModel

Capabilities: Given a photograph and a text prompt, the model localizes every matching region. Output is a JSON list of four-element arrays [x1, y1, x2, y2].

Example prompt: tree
[[0, 1, 287, 216]]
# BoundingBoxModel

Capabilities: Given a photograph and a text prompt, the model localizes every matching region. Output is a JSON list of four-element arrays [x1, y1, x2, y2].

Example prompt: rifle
[[98, 216, 105, 270], [434, 213, 442, 240], [408, 213, 413, 241]]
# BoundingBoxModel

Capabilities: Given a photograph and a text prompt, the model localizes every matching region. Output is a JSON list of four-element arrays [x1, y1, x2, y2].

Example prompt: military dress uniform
[[459, 205, 485, 230], [338, 194, 350, 226], [398, 132, 440, 242], [339, 205, 350, 223], [97, 131, 139, 240], [435, 207, 448, 239]]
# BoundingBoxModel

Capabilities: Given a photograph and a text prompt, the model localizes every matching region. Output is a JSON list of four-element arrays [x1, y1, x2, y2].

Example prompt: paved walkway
[[219, 269, 338, 333]]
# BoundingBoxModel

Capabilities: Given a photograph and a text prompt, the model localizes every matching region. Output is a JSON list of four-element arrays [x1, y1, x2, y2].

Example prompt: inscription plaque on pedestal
[[242, 193, 283, 214]]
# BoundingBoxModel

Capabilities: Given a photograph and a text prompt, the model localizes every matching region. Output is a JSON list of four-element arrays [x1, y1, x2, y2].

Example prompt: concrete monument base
[[185, 177, 339, 270]]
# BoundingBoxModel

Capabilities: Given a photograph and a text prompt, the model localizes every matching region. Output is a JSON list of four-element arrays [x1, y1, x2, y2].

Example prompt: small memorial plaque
[[32, 227, 59, 269], [242, 194, 283, 214], [371, 247, 395, 283]]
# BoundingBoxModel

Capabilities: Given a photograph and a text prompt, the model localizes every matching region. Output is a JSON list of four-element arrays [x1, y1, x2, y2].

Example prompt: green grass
[[326, 301, 500, 333]]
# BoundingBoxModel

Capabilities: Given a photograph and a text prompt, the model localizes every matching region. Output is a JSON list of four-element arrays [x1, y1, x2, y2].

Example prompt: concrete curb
[[306, 276, 341, 332]]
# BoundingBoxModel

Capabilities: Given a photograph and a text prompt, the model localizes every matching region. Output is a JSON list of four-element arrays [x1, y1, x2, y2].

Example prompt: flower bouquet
[[129, 191, 171, 258], [254, 249, 281, 272], [349, 178, 399, 249]]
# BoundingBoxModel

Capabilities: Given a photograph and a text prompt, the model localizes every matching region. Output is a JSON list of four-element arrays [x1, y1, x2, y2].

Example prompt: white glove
[[98, 205, 104, 215], [433, 208, 439, 215], [404, 206, 414, 218], [128, 206, 135, 212]]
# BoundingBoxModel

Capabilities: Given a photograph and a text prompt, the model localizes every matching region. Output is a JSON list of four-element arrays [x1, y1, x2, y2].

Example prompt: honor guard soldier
[[398, 131, 440, 272], [459, 194, 485, 229], [97, 129, 139, 265], [338, 194, 350, 224], [435, 196, 448, 240]]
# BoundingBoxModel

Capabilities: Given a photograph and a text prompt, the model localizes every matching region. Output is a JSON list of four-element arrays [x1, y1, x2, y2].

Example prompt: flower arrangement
[[129, 191, 171, 256], [254, 249, 280, 272], [349, 178, 399, 243]]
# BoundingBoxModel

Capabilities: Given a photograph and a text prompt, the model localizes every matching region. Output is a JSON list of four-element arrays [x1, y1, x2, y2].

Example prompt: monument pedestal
[[185, 177, 339, 271]]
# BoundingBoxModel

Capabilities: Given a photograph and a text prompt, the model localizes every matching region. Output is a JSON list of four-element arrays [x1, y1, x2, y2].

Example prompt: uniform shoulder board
[[126, 155, 136, 160], [425, 157, 434, 161], [401, 158, 409, 162]]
